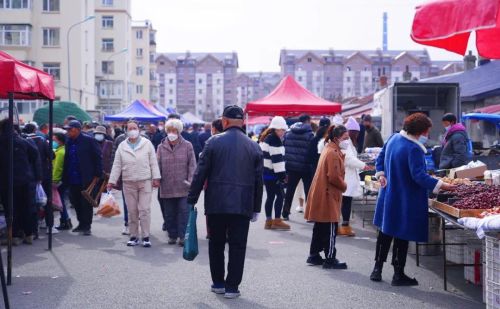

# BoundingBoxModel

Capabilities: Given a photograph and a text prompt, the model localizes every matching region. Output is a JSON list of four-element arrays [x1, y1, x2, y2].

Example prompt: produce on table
[[440, 184, 500, 210], [479, 207, 500, 218], [436, 177, 473, 185]]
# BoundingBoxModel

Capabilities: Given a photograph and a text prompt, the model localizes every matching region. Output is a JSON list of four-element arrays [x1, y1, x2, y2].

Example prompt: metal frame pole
[[47, 99, 54, 250], [6, 92, 13, 286]]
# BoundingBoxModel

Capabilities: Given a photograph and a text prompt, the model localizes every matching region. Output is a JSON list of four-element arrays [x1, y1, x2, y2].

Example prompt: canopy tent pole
[[245, 113, 249, 134], [0, 241, 9, 309], [47, 99, 54, 250], [6, 92, 13, 286]]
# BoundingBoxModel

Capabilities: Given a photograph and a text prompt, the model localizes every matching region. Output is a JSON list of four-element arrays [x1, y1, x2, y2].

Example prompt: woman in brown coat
[[305, 125, 349, 269]]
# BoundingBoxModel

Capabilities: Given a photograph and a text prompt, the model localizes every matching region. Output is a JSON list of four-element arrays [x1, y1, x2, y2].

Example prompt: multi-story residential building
[[94, 0, 132, 115], [0, 0, 96, 120], [279, 49, 462, 101], [156, 52, 238, 120], [130, 20, 158, 104], [236, 72, 281, 107]]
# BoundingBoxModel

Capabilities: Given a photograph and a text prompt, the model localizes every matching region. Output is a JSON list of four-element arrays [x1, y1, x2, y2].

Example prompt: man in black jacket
[[282, 114, 315, 219], [188, 105, 263, 299], [63, 120, 102, 236]]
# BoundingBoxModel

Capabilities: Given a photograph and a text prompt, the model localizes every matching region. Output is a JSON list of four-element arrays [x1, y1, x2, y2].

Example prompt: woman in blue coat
[[370, 113, 455, 286]]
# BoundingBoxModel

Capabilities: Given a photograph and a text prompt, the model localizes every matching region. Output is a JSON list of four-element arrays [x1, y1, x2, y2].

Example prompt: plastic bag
[[96, 192, 121, 218], [51, 184, 63, 211], [35, 183, 47, 207], [183, 206, 198, 261]]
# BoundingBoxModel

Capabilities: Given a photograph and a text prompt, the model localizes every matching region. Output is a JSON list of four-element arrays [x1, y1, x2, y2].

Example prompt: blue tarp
[[105, 100, 166, 122], [463, 113, 500, 128], [421, 61, 500, 102]]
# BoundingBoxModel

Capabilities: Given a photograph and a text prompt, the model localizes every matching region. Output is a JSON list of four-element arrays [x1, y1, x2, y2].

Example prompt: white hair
[[165, 119, 183, 133]]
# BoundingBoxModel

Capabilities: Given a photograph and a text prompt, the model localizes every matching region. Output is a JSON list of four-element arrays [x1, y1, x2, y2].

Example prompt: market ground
[[5, 192, 484, 309]]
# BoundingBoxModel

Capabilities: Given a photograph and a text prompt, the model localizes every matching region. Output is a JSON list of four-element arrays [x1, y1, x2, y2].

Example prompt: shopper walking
[[157, 119, 196, 246], [108, 120, 161, 248], [259, 116, 290, 231], [188, 105, 263, 299], [370, 113, 456, 286], [52, 132, 73, 230], [282, 114, 314, 219], [94, 125, 113, 174], [305, 125, 349, 270]]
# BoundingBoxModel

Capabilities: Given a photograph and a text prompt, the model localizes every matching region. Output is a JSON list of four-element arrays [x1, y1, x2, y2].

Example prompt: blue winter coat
[[373, 132, 439, 242], [283, 122, 314, 173]]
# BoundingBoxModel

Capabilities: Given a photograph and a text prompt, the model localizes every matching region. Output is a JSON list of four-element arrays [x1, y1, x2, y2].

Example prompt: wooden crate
[[430, 200, 484, 218]]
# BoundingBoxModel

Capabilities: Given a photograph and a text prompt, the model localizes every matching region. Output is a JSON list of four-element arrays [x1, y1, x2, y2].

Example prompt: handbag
[[35, 183, 47, 207], [51, 184, 63, 211], [183, 206, 199, 261]]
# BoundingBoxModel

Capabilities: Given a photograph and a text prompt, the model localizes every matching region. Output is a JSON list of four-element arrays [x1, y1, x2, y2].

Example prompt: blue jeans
[[122, 190, 128, 226], [58, 183, 71, 221], [161, 197, 188, 239]]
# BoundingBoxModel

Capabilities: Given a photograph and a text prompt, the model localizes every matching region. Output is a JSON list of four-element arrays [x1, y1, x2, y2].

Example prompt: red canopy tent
[[245, 75, 342, 116], [0, 51, 55, 304], [411, 0, 500, 58]]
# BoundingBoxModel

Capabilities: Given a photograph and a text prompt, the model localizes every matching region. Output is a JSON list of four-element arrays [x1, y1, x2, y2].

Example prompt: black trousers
[[264, 180, 284, 219], [283, 170, 312, 215], [207, 214, 250, 290], [309, 222, 338, 260], [341, 196, 353, 224], [1, 183, 36, 237], [374, 230, 409, 267], [68, 185, 93, 230]]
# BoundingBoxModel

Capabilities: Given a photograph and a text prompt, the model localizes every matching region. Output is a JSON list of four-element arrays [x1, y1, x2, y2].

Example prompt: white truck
[[372, 82, 461, 145]]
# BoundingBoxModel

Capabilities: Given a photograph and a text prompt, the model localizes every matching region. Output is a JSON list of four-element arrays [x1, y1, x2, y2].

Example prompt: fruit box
[[430, 200, 485, 218], [449, 165, 487, 180]]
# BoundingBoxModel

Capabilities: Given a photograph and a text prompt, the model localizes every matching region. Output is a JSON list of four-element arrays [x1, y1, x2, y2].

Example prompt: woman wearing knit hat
[[259, 116, 290, 230], [338, 117, 372, 236]]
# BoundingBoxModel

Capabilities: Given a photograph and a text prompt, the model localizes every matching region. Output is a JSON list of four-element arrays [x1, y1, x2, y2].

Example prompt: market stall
[[0, 50, 56, 308], [104, 100, 166, 122], [33, 101, 92, 125]]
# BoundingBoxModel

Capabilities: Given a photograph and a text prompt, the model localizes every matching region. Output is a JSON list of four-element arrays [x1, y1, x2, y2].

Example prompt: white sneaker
[[122, 226, 130, 235], [39, 220, 47, 229], [127, 237, 139, 246], [46, 227, 59, 234], [296, 206, 304, 213]]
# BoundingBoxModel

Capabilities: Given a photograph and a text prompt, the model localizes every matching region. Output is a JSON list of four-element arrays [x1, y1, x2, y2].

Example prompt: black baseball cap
[[319, 117, 331, 127], [222, 105, 244, 120], [63, 120, 82, 130]]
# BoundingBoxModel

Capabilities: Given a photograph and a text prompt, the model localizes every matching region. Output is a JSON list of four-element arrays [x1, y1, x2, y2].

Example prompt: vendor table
[[415, 204, 483, 291]]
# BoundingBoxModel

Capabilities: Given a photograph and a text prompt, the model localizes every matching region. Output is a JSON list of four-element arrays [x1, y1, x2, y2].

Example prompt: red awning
[[245, 75, 341, 116], [0, 50, 55, 100], [411, 0, 500, 59], [245, 116, 272, 125]]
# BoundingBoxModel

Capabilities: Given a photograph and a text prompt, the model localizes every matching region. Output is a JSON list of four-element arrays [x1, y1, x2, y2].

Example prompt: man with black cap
[[188, 105, 263, 299], [362, 114, 384, 151], [63, 120, 103, 236]]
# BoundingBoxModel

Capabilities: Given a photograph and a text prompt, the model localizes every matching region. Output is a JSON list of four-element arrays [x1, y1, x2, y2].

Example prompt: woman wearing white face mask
[[93, 125, 113, 174], [156, 119, 196, 246], [108, 120, 161, 247]]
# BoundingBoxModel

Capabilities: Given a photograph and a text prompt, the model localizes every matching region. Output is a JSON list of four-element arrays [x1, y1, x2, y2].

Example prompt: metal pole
[[47, 100, 54, 250], [6, 92, 13, 286], [66, 26, 72, 101], [0, 244, 10, 309]]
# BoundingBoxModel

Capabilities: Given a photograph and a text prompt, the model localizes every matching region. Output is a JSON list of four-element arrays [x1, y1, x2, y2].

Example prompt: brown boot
[[264, 219, 273, 230], [271, 219, 291, 231], [338, 225, 355, 237]]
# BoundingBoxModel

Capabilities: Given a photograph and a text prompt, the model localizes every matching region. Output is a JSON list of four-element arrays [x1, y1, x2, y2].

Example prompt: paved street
[[6, 192, 484, 309]]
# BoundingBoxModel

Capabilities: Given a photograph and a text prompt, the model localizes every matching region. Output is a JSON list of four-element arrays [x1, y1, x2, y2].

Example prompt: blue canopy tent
[[463, 113, 500, 128], [105, 100, 166, 122]]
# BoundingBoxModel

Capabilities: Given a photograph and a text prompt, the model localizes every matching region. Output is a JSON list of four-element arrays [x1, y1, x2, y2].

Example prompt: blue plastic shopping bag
[[183, 206, 198, 261]]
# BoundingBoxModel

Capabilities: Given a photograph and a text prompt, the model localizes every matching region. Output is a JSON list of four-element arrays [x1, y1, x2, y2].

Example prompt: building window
[[198, 89, 202, 95], [42, 63, 60, 80], [101, 0, 113, 6], [169, 78, 173, 84], [198, 100, 202, 105], [136, 48, 143, 57], [136, 85, 143, 94], [326, 76, 330, 82], [0, 0, 30, 9], [136, 66, 143, 76], [168, 89, 173, 95], [101, 61, 114, 74], [307, 57, 312, 62], [346, 77, 351, 82], [216, 79, 221, 84], [298, 76, 302, 82], [364, 77, 369, 82], [136, 30, 143, 39], [43, 0, 59, 11], [198, 79, 202, 84], [102, 16, 113, 29], [42, 28, 59, 46], [101, 38, 114, 52], [346, 66, 352, 71], [0, 24, 30, 46]]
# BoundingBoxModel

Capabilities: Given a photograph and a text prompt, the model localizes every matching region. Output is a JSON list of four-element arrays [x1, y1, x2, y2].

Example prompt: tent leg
[[245, 113, 249, 135], [0, 246, 10, 309], [6, 93, 13, 286], [47, 100, 54, 251]]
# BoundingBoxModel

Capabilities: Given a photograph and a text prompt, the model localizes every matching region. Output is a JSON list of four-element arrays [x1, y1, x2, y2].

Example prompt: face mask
[[158, 126, 165, 132], [52, 141, 59, 149], [444, 125, 451, 131], [127, 130, 139, 139], [167, 133, 178, 142], [418, 135, 428, 144], [95, 134, 105, 142], [339, 139, 350, 150]]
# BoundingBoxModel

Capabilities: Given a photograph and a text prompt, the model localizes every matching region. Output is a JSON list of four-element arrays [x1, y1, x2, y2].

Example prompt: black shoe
[[162, 223, 167, 231], [370, 264, 383, 282], [72, 226, 83, 233], [282, 213, 290, 221], [306, 255, 324, 266], [56, 219, 71, 231], [323, 258, 348, 269], [67, 219, 73, 229], [391, 273, 418, 286], [81, 229, 92, 236]]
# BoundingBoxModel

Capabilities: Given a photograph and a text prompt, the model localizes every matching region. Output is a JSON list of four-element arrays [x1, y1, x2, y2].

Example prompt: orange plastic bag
[[96, 192, 121, 218]]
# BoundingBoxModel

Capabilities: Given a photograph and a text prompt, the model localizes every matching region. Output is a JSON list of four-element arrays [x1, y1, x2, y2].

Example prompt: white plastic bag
[[35, 183, 47, 206]]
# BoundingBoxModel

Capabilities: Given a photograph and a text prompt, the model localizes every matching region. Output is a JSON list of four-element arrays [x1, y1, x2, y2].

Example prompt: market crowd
[[0, 107, 470, 298]]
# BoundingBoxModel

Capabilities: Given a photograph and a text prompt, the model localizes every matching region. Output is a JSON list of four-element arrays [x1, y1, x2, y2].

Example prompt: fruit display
[[440, 184, 500, 210], [437, 177, 473, 186], [479, 207, 500, 218]]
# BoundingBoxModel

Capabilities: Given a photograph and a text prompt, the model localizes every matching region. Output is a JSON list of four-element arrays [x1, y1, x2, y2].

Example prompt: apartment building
[[0, 0, 96, 120], [156, 52, 238, 121], [94, 0, 132, 114], [235, 72, 281, 107], [130, 20, 158, 105], [279, 49, 462, 100]]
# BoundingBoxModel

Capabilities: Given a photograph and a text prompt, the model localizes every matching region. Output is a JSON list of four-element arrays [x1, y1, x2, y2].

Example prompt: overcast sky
[[132, 0, 472, 72]]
